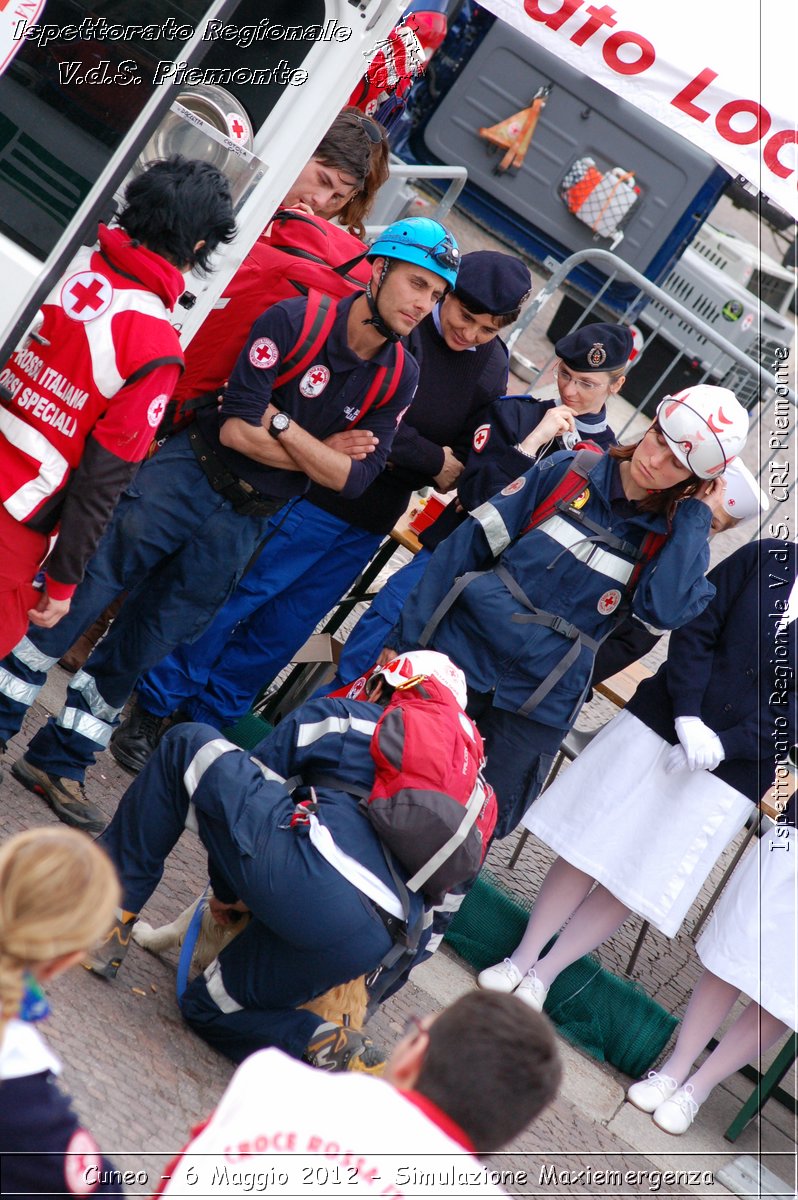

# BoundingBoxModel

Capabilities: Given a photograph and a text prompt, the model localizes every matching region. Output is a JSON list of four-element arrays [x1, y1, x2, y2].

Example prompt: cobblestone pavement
[[2, 678, 795, 1198]]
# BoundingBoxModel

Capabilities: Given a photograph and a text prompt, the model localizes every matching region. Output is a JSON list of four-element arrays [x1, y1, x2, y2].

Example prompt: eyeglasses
[[401, 238, 461, 273], [556, 366, 606, 393], [401, 1013, 431, 1040], [354, 114, 385, 145]]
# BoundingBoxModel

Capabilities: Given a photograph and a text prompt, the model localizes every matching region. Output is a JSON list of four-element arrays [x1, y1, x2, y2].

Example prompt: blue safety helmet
[[363, 217, 460, 342], [368, 217, 460, 290]]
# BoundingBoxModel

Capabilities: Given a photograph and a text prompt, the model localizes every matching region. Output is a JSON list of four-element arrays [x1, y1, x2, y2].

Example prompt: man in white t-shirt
[[156, 992, 561, 1198]]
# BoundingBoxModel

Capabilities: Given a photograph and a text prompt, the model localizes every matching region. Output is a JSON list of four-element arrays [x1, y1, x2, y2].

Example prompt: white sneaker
[[653, 1085, 700, 1135], [477, 958, 523, 993], [627, 1070, 680, 1114], [514, 969, 548, 1013]]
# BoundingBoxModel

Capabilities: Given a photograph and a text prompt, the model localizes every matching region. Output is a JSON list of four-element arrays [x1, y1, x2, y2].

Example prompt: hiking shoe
[[627, 1070, 680, 1113], [515, 968, 549, 1013], [653, 1085, 700, 1135], [11, 756, 106, 835], [109, 703, 164, 773], [83, 911, 138, 980], [303, 1022, 386, 1074], [477, 958, 523, 994]]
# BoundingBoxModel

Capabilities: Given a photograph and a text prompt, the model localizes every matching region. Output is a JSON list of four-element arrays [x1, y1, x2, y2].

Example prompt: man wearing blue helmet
[[0, 218, 454, 832], [109, 249, 532, 768]]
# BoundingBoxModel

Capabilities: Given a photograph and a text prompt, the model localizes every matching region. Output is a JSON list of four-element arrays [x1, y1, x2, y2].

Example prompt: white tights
[[510, 857, 631, 989], [658, 970, 789, 1105]]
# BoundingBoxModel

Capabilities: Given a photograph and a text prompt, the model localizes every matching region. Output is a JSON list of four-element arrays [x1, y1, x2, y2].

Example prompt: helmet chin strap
[[362, 261, 402, 344]]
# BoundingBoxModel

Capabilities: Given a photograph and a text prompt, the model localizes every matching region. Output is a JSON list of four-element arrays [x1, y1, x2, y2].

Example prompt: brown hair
[[610, 427, 702, 515], [0, 828, 120, 1045], [334, 110, 390, 239], [415, 991, 561, 1152]]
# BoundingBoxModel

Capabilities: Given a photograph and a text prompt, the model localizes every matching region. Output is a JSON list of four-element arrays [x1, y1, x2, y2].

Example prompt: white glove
[[674, 716, 726, 772], [665, 745, 689, 774]]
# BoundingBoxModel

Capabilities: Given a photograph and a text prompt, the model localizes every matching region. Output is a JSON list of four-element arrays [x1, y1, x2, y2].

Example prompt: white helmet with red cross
[[367, 651, 468, 710], [656, 385, 748, 479]]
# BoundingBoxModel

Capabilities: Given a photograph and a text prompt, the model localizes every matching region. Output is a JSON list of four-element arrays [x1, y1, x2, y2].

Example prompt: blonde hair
[[0, 828, 120, 1043]]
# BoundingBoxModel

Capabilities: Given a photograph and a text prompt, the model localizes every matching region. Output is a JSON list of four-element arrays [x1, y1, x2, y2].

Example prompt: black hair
[[454, 291, 522, 329], [415, 992, 561, 1152], [118, 155, 236, 274]]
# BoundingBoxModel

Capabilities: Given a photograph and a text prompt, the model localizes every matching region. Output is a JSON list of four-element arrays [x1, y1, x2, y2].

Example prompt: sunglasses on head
[[354, 114, 385, 145]]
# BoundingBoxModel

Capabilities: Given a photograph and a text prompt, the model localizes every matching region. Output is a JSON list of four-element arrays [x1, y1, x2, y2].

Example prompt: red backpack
[[365, 676, 497, 904], [159, 211, 373, 439]]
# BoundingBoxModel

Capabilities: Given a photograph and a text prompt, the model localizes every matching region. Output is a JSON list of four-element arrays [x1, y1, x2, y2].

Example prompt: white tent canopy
[[481, 0, 798, 222]]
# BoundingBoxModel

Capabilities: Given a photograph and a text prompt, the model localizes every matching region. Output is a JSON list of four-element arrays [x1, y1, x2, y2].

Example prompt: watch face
[[271, 412, 289, 433]]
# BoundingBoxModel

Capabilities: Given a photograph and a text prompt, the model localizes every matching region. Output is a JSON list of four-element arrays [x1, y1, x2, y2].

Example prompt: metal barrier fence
[[504, 249, 796, 535]]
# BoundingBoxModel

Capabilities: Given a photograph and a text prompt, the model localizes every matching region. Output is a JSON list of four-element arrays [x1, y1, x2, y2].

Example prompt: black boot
[[109, 703, 165, 774]]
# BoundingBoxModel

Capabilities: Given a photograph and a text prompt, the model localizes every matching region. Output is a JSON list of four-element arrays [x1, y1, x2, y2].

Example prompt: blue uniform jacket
[[196, 292, 418, 501], [628, 538, 797, 808], [423, 392, 615, 550], [392, 451, 714, 729]]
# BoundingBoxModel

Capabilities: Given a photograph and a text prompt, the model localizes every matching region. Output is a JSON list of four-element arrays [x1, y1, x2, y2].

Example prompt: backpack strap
[[521, 447, 603, 534], [348, 341, 406, 429], [628, 529, 668, 590], [273, 290, 338, 389]]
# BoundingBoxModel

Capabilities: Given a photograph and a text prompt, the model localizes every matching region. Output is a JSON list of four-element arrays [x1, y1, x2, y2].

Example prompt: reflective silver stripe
[[59, 706, 113, 745], [183, 737, 239, 798], [185, 803, 199, 835], [70, 669, 123, 722], [0, 666, 41, 706], [539, 515, 635, 584], [11, 636, 59, 673], [296, 715, 378, 748], [250, 757, 286, 785], [639, 619, 667, 636], [203, 959, 243, 1014], [308, 814, 405, 919], [471, 501, 511, 556], [406, 778, 488, 893]]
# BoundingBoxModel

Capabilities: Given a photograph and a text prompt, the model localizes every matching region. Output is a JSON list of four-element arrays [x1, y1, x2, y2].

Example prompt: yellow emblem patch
[[571, 488, 590, 510]]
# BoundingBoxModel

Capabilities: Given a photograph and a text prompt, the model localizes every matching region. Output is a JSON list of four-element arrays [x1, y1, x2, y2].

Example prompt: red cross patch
[[597, 589, 622, 615], [61, 272, 113, 322], [299, 365, 331, 397], [249, 337, 279, 369], [501, 476, 526, 497], [227, 112, 249, 142], [473, 423, 491, 453], [147, 394, 168, 427]]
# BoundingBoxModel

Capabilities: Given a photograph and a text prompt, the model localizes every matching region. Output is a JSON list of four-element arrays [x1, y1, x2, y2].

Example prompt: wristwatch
[[268, 411, 291, 439]]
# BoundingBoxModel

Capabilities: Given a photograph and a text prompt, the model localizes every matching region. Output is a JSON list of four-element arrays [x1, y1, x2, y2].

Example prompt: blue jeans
[[321, 549, 431, 695], [0, 433, 278, 780], [137, 502, 383, 728]]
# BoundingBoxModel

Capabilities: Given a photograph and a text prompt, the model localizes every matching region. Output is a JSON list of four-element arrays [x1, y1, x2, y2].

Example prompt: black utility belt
[[188, 426, 284, 518]]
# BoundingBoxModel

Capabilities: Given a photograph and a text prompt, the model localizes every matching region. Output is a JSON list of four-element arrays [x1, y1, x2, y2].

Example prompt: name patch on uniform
[[597, 588, 622, 614], [61, 272, 113, 322], [501, 476, 525, 496], [147, 394, 168, 427], [299, 365, 331, 397], [249, 337, 279, 369], [472, 423, 490, 452]]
